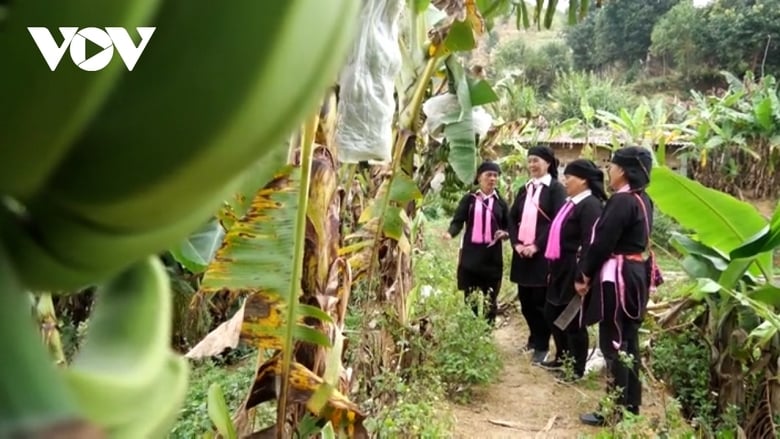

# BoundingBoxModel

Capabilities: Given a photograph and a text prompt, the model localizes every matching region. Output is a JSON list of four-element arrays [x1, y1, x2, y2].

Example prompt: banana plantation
[[2, 0, 780, 438]]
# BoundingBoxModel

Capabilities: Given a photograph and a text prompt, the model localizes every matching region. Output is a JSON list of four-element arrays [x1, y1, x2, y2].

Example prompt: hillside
[[470, 6, 568, 69]]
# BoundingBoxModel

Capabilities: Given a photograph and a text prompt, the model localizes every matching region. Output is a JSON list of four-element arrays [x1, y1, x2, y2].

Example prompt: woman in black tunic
[[508, 146, 566, 363], [574, 146, 656, 425], [444, 161, 509, 325], [541, 159, 605, 379]]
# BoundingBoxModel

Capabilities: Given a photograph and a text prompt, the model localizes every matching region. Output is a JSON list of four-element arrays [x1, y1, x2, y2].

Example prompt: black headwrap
[[611, 146, 653, 190], [474, 160, 501, 184], [527, 145, 559, 179], [564, 159, 607, 201]]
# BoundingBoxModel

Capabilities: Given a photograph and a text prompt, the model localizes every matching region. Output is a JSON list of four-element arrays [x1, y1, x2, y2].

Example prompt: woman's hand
[[442, 232, 452, 240], [514, 244, 525, 255], [574, 275, 591, 296], [493, 230, 509, 241], [520, 244, 538, 257]]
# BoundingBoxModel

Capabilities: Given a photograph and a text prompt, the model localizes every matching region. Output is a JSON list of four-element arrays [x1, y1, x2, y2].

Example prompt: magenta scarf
[[471, 193, 495, 244], [544, 199, 575, 260]]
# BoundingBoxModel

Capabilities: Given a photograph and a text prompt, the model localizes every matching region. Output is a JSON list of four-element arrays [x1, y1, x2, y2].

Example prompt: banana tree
[[648, 166, 780, 434], [185, 0, 611, 436], [678, 71, 780, 199], [337, 0, 608, 390], [595, 97, 689, 164]]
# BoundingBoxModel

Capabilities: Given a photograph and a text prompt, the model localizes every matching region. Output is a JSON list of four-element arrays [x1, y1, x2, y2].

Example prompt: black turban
[[527, 145, 559, 179], [611, 146, 653, 190], [564, 159, 607, 201], [474, 160, 501, 184]]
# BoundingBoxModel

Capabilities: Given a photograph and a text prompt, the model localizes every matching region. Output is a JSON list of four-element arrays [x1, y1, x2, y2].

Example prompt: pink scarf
[[471, 193, 494, 244], [544, 199, 575, 260], [517, 181, 542, 244]]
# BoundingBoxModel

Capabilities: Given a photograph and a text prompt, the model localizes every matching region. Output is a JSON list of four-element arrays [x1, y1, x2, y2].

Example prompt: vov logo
[[27, 27, 155, 72]]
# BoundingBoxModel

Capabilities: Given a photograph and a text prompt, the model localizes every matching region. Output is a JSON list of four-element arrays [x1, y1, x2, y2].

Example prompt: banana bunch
[[63, 257, 189, 438], [0, 0, 359, 436], [0, 0, 360, 290]]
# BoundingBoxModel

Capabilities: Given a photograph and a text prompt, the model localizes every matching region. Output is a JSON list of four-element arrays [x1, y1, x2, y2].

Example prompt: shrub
[[650, 328, 715, 428]]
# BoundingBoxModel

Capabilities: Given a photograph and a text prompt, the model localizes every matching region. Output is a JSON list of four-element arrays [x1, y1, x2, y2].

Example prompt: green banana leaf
[[443, 20, 476, 52], [750, 284, 780, 308], [207, 384, 237, 439], [670, 233, 728, 280], [389, 172, 423, 203], [468, 78, 499, 106], [670, 232, 758, 288], [647, 167, 768, 256], [670, 232, 729, 270], [170, 219, 225, 274], [731, 202, 780, 259], [413, 0, 431, 13], [443, 56, 477, 185]]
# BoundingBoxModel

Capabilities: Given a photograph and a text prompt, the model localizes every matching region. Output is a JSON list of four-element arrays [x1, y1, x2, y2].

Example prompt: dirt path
[[448, 308, 670, 438]]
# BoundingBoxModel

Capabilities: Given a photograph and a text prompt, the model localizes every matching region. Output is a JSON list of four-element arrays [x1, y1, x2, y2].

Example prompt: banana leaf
[[647, 167, 772, 281], [731, 202, 780, 259], [443, 55, 477, 185], [170, 218, 225, 273]]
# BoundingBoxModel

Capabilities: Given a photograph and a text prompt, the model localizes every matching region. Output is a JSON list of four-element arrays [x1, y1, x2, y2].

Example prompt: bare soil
[[449, 308, 672, 439]]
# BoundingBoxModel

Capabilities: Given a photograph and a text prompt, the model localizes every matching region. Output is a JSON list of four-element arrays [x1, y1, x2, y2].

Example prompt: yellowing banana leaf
[[218, 149, 290, 231], [240, 353, 367, 437], [305, 148, 340, 297], [185, 296, 331, 358], [197, 166, 330, 350], [201, 167, 297, 295]]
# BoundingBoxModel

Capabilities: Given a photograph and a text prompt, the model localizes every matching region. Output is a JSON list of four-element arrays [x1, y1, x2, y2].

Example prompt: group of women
[[444, 145, 656, 426]]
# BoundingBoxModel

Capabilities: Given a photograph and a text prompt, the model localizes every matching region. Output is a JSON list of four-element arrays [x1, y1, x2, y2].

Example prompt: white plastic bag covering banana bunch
[[0, 0, 360, 436], [335, 0, 404, 164], [421, 93, 493, 140]]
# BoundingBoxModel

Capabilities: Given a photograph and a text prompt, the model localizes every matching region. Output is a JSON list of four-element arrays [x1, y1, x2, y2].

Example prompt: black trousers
[[544, 301, 589, 376], [599, 283, 642, 413], [518, 285, 550, 351], [464, 279, 500, 325]]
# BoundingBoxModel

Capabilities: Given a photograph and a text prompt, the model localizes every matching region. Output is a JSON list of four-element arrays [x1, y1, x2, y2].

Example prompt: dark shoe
[[521, 342, 535, 353], [540, 359, 563, 370], [579, 412, 606, 426], [531, 350, 548, 364]]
